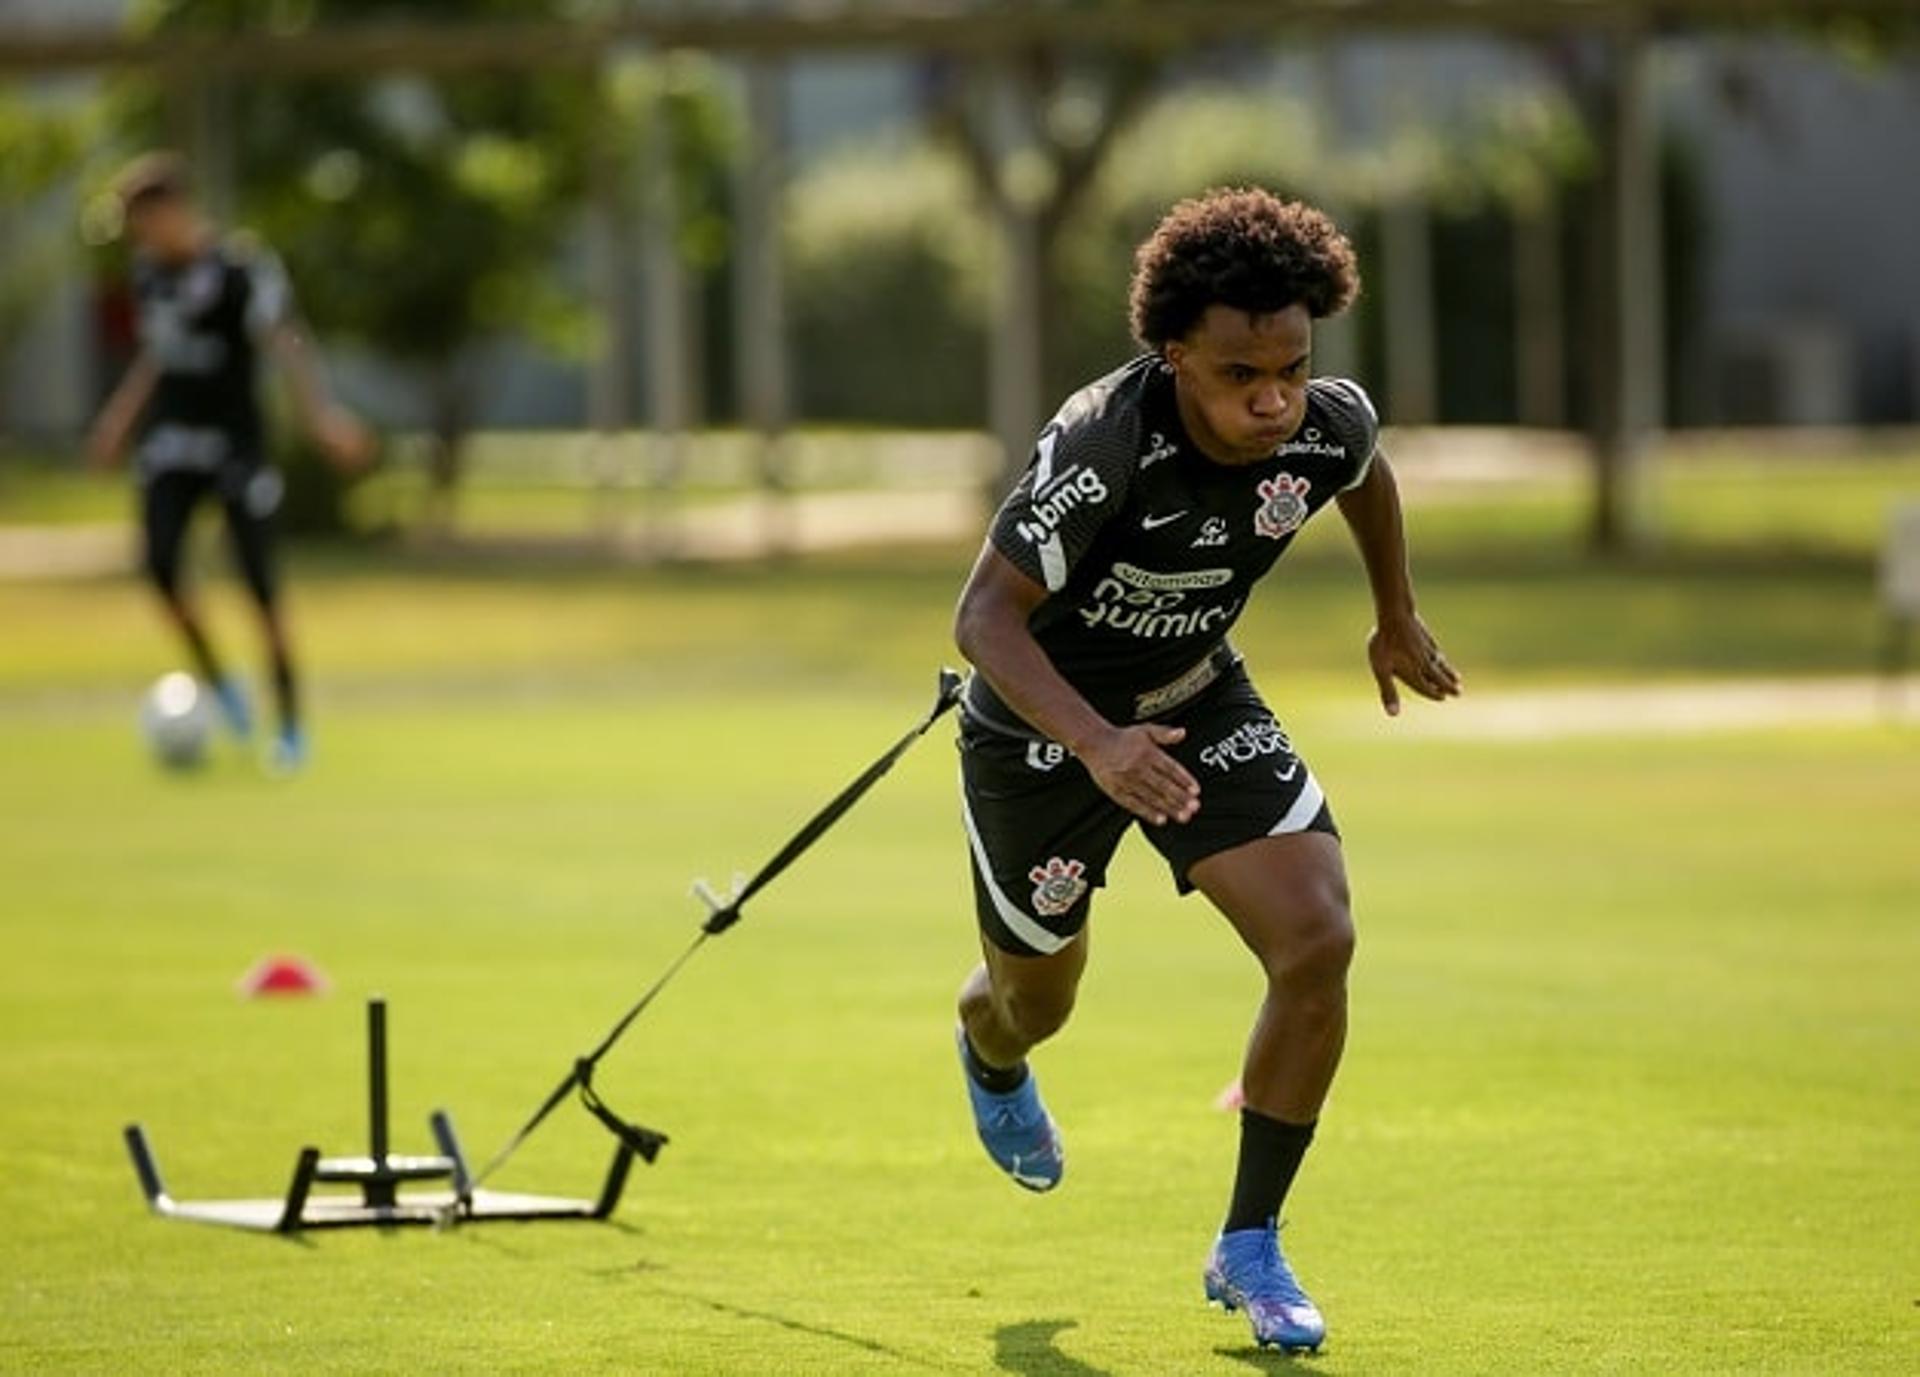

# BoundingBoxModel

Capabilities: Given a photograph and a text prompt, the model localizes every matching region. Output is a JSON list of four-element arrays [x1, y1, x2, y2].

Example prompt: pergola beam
[[0, 1, 1910, 77]]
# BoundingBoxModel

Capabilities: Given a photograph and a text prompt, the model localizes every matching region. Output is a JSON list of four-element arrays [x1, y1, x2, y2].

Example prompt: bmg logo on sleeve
[[1015, 466, 1110, 546]]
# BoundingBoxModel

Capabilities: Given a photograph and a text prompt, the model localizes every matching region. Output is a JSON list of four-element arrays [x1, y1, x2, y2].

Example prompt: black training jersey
[[970, 354, 1378, 735], [132, 236, 295, 475]]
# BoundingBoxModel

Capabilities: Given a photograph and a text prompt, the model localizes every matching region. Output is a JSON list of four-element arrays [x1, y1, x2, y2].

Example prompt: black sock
[[270, 648, 299, 732], [178, 620, 225, 687], [961, 1029, 1029, 1094], [1223, 1108, 1316, 1234]]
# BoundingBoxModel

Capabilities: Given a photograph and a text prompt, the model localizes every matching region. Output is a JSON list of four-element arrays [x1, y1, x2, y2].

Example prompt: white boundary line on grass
[[1370, 677, 1913, 740]]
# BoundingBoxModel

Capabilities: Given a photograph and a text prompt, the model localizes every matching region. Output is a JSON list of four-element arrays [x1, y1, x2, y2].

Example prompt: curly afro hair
[[1128, 187, 1360, 350]]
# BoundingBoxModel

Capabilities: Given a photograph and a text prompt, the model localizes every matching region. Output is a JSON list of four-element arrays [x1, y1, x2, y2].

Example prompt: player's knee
[[999, 980, 1076, 1045], [1302, 907, 1356, 992], [1265, 890, 1354, 998]]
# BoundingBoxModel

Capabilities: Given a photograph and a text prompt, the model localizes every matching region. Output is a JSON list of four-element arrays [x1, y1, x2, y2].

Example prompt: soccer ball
[[140, 672, 214, 770]]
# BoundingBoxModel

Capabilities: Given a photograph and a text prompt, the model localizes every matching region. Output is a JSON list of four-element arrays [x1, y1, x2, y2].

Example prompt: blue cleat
[[1204, 1222, 1326, 1352], [212, 676, 253, 738], [269, 722, 308, 776], [955, 1026, 1064, 1192]]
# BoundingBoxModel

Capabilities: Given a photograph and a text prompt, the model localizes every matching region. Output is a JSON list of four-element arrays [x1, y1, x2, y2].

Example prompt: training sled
[[123, 998, 643, 1233], [126, 670, 964, 1235]]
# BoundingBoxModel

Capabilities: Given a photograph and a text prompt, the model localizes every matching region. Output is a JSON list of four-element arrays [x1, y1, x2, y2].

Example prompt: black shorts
[[140, 463, 283, 606], [958, 666, 1338, 956]]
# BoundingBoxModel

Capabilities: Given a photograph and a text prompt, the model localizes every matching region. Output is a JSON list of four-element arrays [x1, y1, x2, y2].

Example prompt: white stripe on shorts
[[1268, 771, 1326, 836], [960, 780, 1073, 955]]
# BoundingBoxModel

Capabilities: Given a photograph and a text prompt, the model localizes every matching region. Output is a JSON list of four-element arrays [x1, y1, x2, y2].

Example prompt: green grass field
[[2, 462, 1918, 1373]]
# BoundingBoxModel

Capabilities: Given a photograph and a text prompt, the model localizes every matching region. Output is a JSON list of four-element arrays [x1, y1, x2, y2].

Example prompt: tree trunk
[[423, 360, 469, 537], [944, 49, 1158, 495], [587, 100, 638, 543], [985, 57, 1047, 496], [1587, 28, 1664, 555], [640, 82, 691, 557], [733, 57, 793, 556], [1513, 196, 1565, 429], [1381, 196, 1438, 425]]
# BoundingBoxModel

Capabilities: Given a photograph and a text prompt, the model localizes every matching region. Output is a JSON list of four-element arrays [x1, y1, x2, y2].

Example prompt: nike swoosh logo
[[1140, 511, 1187, 531]]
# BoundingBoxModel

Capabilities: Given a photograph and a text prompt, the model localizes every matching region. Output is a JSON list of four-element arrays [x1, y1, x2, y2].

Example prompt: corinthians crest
[[1028, 856, 1089, 917], [1253, 473, 1312, 540]]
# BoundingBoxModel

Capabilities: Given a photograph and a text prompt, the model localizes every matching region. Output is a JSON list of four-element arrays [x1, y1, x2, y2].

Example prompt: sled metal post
[[124, 1123, 168, 1210], [276, 1148, 320, 1233], [594, 1142, 638, 1219], [430, 1109, 473, 1201], [366, 997, 394, 1206]]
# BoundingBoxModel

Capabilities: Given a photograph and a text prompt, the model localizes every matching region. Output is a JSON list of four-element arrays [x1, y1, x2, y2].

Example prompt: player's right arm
[[954, 543, 1200, 828], [86, 351, 159, 472]]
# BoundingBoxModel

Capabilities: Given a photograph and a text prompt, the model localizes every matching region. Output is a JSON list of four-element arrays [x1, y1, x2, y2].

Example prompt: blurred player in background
[[88, 151, 370, 773], [950, 188, 1460, 1353]]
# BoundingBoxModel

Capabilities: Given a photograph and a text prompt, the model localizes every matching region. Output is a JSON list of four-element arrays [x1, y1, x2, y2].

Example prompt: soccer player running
[[951, 188, 1460, 1352], [87, 152, 370, 772]]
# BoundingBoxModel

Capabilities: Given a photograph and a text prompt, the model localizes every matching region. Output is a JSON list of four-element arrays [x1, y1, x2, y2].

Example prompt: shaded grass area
[[7, 440, 1918, 546], [1, 693, 1915, 1373], [0, 529, 1891, 702], [3, 444, 1912, 700]]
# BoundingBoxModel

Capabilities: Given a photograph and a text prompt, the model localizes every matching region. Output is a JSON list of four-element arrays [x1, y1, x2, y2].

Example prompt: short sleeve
[[1314, 378, 1381, 491], [987, 417, 1135, 593], [239, 244, 296, 342]]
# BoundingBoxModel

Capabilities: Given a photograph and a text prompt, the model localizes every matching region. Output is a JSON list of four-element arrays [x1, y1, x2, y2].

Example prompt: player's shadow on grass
[[660, 1289, 946, 1372], [993, 1319, 1112, 1377], [1215, 1343, 1325, 1371]]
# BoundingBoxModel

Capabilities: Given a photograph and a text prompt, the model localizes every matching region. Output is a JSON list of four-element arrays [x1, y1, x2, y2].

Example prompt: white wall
[[1669, 38, 1920, 421]]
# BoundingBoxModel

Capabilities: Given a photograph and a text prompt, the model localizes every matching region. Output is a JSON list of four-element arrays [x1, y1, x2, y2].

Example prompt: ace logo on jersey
[[1028, 856, 1089, 917], [1253, 473, 1312, 540]]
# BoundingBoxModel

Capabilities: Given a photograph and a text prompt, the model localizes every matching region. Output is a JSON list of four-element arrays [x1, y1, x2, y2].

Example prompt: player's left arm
[[267, 322, 373, 472], [1335, 452, 1462, 716], [243, 243, 372, 471]]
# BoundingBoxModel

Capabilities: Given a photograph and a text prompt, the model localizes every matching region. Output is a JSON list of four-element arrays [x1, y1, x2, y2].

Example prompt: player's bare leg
[[1190, 830, 1354, 1351], [959, 927, 1088, 1068], [954, 931, 1087, 1191], [1193, 832, 1353, 1121], [247, 595, 305, 771], [156, 589, 221, 687], [153, 587, 249, 737], [225, 501, 303, 771]]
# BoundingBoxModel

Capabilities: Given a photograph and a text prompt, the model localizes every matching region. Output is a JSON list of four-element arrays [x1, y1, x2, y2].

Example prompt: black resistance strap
[[440, 668, 966, 1223]]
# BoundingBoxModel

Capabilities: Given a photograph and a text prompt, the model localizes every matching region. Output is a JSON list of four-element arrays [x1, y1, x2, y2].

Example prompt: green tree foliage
[[786, 82, 1595, 427], [0, 92, 101, 440], [785, 142, 988, 427], [1068, 85, 1600, 418]]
